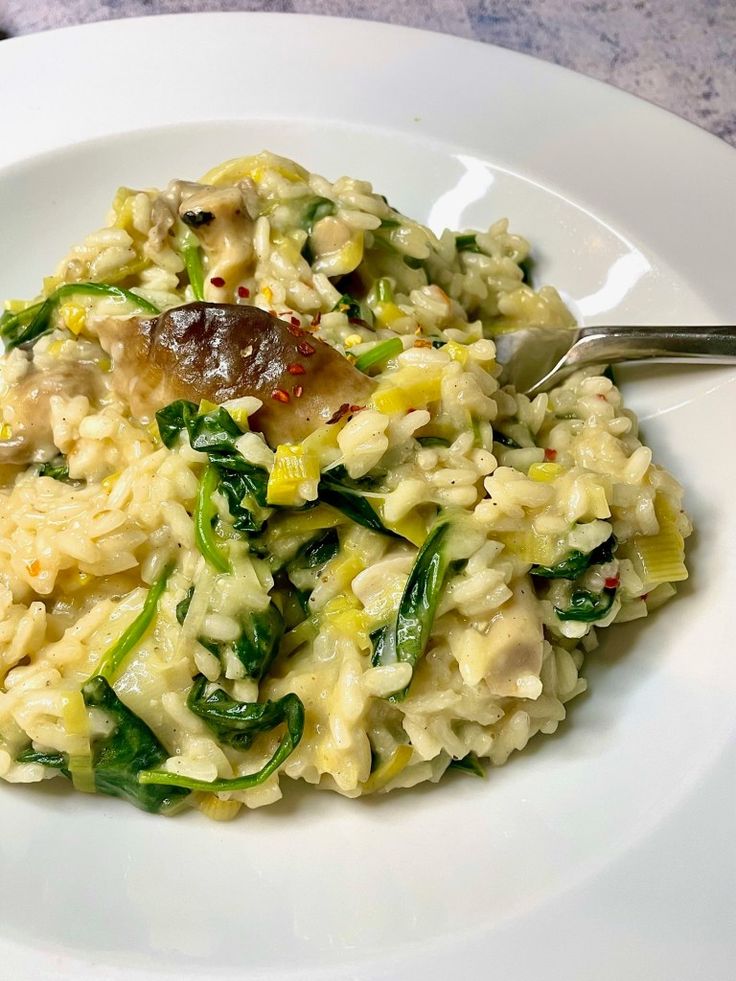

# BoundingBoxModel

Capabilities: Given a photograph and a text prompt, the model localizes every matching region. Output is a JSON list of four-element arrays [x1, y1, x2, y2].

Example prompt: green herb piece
[[301, 197, 336, 231], [455, 234, 483, 254], [555, 587, 616, 622], [448, 752, 486, 777], [0, 282, 159, 351], [195, 465, 230, 573], [183, 243, 205, 301], [379, 516, 453, 696], [354, 337, 403, 373], [531, 534, 616, 580], [18, 677, 189, 813], [333, 294, 362, 319], [93, 565, 173, 680], [416, 436, 450, 448], [492, 431, 521, 449], [139, 686, 304, 794], [38, 455, 71, 482]]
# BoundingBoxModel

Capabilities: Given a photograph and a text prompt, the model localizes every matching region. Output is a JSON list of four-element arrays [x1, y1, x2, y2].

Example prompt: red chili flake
[[604, 577, 620, 589], [544, 448, 557, 462], [326, 403, 350, 424], [210, 276, 225, 287], [287, 322, 305, 338], [293, 385, 304, 398], [287, 363, 306, 376], [237, 286, 250, 298], [290, 316, 301, 328], [311, 312, 322, 327], [297, 341, 316, 357], [349, 405, 365, 414], [271, 388, 290, 404]]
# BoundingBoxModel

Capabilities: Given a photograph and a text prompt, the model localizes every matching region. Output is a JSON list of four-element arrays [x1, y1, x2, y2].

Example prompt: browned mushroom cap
[[96, 302, 376, 446]]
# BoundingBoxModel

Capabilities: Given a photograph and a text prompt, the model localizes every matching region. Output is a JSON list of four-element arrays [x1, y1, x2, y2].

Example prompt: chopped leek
[[362, 745, 413, 793], [354, 337, 403, 374], [183, 243, 205, 301]]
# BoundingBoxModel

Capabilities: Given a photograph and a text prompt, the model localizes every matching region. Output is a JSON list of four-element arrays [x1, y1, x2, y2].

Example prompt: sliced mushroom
[[96, 302, 376, 446], [0, 362, 101, 466]]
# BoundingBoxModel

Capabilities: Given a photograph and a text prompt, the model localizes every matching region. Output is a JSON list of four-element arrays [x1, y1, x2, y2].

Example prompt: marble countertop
[[1, 0, 734, 147]]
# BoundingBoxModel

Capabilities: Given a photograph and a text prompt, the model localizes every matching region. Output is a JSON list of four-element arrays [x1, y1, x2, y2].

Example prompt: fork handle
[[570, 325, 736, 368]]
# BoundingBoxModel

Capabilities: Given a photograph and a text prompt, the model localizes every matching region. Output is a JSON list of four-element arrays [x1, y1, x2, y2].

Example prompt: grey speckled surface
[[1, 0, 734, 146]]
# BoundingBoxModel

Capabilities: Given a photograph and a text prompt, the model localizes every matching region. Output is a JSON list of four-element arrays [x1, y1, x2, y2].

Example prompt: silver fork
[[493, 325, 736, 396]]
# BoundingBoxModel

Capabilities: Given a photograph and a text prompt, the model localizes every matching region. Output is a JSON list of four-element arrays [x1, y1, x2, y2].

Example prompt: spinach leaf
[[318, 474, 396, 537], [369, 623, 395, 667], [379, 217, 400, 229], [531, 534, 617, 580], [156, 399, 199, 448], [455, 234, 483, 254], [93, 564, 173, 680], [448, 752, 486, 777], [0, 283, 159, 351], [289, 528, 340, 571], [555, 587, 616, 623], [416, 436, 450, 448], [176, 586, 195, 625], [195, 464, 230, 573], [403, 256, 425, 270], [16, 747, 69, 772], [139, 684, 304, 793], [186, 674, 299, 750], [158, 401, 270, 535], [82, 676, 189, 812], [301, 197, 335, 231], [333, 294, 362, 319], [519, 255, 535, 286], [38, 455, 71, 481], [18, 677, 189, 813], [492, 431, 521, 449], [377, 516, 453, 697], [231, 604, 284, 681], [176, 581, 281, 678]]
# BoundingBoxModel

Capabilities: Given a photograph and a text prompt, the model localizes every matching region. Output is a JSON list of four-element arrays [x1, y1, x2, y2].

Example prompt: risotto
[[0, 152, 691, 818]]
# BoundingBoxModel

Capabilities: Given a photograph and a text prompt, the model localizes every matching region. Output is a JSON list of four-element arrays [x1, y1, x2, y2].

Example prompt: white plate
[[1, 13, 734, 980]]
